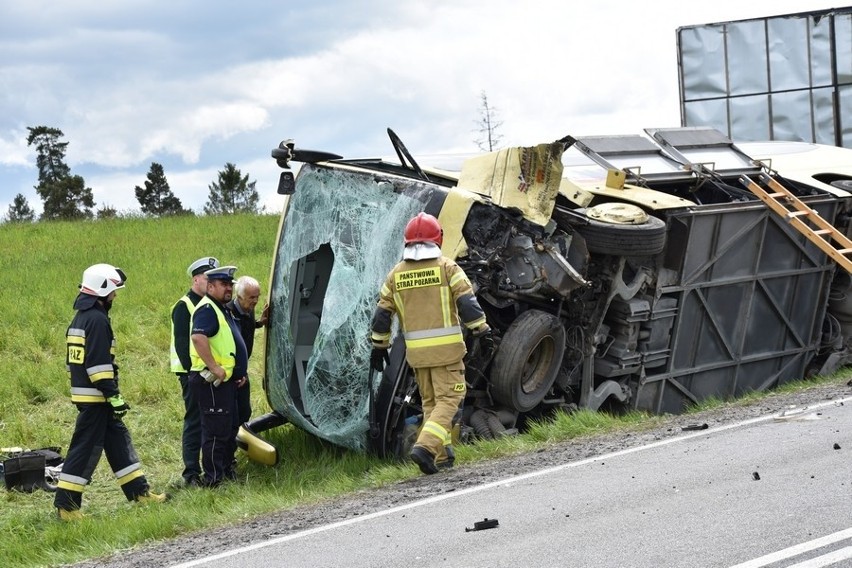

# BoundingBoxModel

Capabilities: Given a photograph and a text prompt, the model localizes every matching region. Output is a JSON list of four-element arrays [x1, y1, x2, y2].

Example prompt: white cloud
[[0, 0, 843, 214], [0, 131, 32, 167]]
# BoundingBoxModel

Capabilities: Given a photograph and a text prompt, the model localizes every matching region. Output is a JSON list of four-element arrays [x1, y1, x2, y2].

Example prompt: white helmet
[[80, 263, 126, 297]]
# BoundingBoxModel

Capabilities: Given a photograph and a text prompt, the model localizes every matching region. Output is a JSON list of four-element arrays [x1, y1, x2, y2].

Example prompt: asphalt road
[[168, 395, 852, 568]]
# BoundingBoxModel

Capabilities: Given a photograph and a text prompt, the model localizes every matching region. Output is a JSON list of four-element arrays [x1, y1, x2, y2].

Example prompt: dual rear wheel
[[490, 310, 566, 413]]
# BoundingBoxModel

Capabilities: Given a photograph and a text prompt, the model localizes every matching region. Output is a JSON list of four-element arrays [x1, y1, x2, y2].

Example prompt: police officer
[[170, 256, 219, 487], [189, 265, 248, 487], [370, 213, 492, 474], [55, 264, 167, 521]]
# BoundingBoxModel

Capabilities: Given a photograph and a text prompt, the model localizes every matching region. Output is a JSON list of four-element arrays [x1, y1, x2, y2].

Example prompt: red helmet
[[404, 212, 443, 247]]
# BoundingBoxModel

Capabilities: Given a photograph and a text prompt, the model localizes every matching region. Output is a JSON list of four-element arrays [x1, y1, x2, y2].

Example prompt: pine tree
[[5, 193, 35, 223], [26, 126, 94, 220], [38, 175, 94, 220], [203, 163, 260, 215], [135, 162, 186, 216]]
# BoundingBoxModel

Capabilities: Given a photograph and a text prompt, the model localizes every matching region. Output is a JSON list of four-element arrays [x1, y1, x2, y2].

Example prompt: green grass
[[1, 215, 850, 567]]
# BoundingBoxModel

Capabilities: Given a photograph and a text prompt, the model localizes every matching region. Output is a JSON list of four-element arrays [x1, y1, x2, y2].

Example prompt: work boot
[[135, 491, 170, 504], [436, 445, 455, 470], [410, 445, 439, 475], [169, 476, 199, 491], [198, 477, 221, 489], [184, 475, 202, 488], [56, 508, 84, 522]]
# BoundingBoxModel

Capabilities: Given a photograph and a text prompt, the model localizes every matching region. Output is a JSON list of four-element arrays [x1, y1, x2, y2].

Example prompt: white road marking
[[730, 531, 852, 567], [789, 547, 852, 568], [170, 396, 852, 568]]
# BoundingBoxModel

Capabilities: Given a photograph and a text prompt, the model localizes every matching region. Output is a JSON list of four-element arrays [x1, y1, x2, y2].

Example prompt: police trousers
[[189, 372, 238, 486], [178, 373, 202, 482], [236, 377, 251, 426]]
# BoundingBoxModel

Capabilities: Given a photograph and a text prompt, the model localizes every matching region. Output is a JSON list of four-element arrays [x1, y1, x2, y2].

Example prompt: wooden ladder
[[740, 173, 852, 274]]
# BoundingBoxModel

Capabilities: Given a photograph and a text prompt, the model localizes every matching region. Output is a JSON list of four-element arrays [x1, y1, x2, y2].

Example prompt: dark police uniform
[[170, 256, 218, 486], [170, 289, 204, 484], [189, 295, 247, 486]]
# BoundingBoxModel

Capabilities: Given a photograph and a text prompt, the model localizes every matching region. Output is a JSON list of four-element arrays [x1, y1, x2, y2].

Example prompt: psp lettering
[[394, 267, 442, 290]]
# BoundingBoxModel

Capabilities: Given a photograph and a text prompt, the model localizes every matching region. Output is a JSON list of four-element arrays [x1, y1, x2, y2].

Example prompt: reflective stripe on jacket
[[189, 297, 237, 379], [170, 295, 196, 373], [371, 256, 486, 368], [66, 304, 119, 404]]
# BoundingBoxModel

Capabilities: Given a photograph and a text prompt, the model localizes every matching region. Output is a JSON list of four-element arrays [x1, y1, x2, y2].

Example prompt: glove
[[370, 347, 390, 372], [200, 369, 223, 387], [476, 329, 494, 360], [107, 394, 130, 418]]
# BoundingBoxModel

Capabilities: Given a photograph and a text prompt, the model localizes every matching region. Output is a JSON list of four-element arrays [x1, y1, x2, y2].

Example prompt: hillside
[[1, 214, 281, 451], [0, 214, 302, 567]]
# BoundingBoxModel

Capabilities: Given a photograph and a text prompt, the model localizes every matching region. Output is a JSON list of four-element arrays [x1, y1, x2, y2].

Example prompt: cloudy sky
[[0, 0, 841, 217]]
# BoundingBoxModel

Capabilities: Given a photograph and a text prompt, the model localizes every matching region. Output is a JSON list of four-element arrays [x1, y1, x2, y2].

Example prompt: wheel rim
[[521, 336, 555, 394]]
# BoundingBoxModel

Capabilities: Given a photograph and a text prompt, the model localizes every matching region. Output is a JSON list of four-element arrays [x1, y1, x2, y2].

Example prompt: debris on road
[[774, 406, 822, 422], [466, 518, 499, 532]]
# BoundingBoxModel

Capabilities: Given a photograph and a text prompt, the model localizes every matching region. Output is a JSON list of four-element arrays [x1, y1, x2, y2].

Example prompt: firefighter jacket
[[169, 290, 203, 374], [65, 293, 120, 404], [189, 296, 237, 379], [371, 255, 488, 368]]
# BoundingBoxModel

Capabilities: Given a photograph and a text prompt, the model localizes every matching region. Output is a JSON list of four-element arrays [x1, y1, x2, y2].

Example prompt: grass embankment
[[0, 215, 849, 567]]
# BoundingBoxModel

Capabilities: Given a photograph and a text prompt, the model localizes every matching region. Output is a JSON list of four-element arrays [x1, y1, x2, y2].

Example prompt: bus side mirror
[[277, 171, 295, 195]]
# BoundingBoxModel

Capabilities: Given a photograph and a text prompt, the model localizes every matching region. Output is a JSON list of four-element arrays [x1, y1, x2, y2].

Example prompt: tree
[[203, 163, 260, 215], [97, 204, 118, 219], [135, 162, 187, 216], [38, 175, 94, 221], [26, 126, 94, 220], [5, 193, 35, 223], [473, 90, 504, 152]]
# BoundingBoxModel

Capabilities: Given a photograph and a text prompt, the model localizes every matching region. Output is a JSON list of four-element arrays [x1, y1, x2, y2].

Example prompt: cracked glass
[[266, 165, 423, 451]]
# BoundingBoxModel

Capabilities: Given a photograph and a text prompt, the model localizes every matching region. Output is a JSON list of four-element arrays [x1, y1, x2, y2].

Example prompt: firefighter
[[169, 256, 219, 487], [54, 264, 167, 521], [371, 213, 492, 474], [189, 265, 248, 487]]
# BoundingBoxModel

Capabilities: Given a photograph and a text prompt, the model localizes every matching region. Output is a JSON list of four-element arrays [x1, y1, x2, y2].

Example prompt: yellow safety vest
[[169, 295, 196, 373], [189, 297, 236, 379]]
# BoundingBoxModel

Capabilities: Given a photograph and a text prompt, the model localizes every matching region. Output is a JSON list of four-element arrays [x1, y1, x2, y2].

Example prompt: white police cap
[[188, 257, 219, 277], [205, 265, 237, 282]]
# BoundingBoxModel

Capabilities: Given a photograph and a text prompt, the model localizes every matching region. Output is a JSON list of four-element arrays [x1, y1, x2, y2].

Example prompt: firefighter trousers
[[413, 360, 465, 461], [54, 404, 149, 511]]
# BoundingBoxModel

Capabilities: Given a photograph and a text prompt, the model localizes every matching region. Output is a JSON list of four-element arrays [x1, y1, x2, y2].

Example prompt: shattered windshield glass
[[266, 165, 424, 451]]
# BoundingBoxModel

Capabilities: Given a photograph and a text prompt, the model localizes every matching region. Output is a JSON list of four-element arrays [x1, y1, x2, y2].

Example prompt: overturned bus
[[238, 126, 852, 464]]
